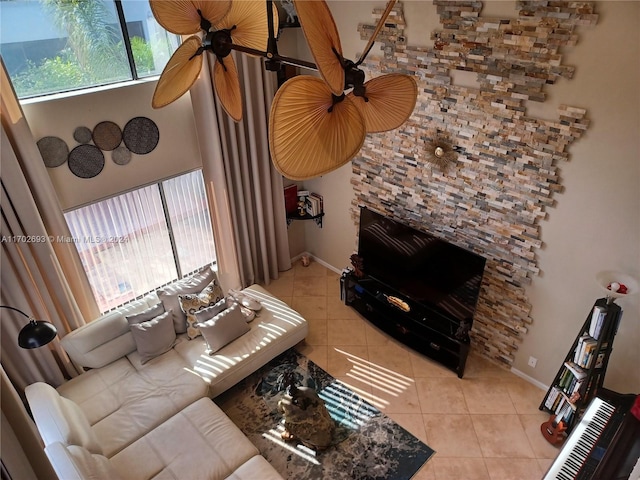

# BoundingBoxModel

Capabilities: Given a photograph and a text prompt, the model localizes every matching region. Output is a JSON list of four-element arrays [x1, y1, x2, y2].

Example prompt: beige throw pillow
[[197, 303, 250, 354], [129, 310, 176, 364], [156, 265, 219, 334], [125, 302, 165, 325], [179, 282, 225, 340]]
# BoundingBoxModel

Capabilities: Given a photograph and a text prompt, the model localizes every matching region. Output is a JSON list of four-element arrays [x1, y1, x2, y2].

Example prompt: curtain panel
[[190, 52, 291, 290]]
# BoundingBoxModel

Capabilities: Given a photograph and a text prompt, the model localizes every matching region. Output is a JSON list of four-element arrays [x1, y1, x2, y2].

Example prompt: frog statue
[[277, 372, 334, 451]]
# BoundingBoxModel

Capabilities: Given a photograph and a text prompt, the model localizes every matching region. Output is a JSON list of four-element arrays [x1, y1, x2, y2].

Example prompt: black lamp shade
[[18, 319, 57, 349]]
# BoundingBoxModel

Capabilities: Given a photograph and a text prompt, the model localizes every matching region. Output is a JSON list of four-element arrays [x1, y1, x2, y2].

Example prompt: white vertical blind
[[64, 170, 216, 312]]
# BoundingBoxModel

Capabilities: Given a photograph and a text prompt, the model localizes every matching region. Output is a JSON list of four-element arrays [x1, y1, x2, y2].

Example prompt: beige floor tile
[[462, 378, 517, 414], [290, 296, 327, 320], [327, 345, 370, 377], [326, 272, 342, 297], [374, 381, 422, 414], [483, 458, 543, 480], [304, 317, 328, 345], [518, 413, 563, 459], [295, 343, 327, 371], [471, 415, 535, 458], [464, 353, 514, 379], [293, 260, 327, 277], [263, 275, 294, 298], [431, 457, 490, 480], [537, 458, 554, 474], [412, 460, 436, 480], [422, 414, 482, 458], [327, 295, 361, 320], [327, 318, 368, 345], [363, 322, 394, 346], [389, 413, 429, 444], [367, 343, 414, 378], [293, 275, 328, 297], [416, 377, 469, 414], [505, 378, 546, 414], [409, 350, 458, 378]]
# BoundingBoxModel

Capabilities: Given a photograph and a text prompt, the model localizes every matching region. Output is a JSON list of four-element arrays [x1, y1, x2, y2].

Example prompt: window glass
[[64, 171, 216, 313], [0, 0, 179, 99]]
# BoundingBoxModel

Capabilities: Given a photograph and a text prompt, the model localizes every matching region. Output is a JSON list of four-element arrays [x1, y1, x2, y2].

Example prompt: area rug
[[216, 348, 435, 479]]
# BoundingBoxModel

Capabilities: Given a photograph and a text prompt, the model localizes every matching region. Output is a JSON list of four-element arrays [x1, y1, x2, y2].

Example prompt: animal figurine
[[278, 372, 334, 450]]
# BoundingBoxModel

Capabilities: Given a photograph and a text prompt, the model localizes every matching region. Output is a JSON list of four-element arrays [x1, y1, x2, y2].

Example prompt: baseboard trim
[[290, 252, 342, 275], [510, 367, 548, 391]]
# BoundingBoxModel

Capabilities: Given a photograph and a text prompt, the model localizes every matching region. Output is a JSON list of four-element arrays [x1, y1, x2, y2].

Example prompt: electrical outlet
[[528, 356, 538, 368]]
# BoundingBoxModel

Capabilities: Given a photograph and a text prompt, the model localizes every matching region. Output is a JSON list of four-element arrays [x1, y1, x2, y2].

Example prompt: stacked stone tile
[[352, 1, 597, 367]]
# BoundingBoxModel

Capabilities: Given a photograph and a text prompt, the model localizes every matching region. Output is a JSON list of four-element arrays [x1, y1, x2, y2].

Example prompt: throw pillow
[[129, 310, 176, 364], [179, 282, 226, 340], [156, 265, 218, 334], [197, 303, 250, 354], [125, 302, 165, 325]]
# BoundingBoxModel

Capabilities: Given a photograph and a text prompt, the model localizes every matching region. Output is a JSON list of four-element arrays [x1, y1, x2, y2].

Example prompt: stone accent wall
[[352, 1, 598, 367]]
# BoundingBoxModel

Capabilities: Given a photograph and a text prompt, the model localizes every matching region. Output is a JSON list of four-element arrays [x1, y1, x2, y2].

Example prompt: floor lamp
[[0, 305, 58, 349]]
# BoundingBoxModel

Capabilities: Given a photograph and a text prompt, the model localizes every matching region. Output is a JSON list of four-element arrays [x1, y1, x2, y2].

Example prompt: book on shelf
[[588, 305, 606, 339], [304, 192, 323, 217], [284, 184, 298, 215]]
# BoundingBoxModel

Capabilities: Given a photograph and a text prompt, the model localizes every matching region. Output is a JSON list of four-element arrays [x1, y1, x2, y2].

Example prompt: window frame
[[63, 169, 217, 313]]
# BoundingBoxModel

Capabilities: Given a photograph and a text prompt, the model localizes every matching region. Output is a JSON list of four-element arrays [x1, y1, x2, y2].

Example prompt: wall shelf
[[286, 212, 324, 228]]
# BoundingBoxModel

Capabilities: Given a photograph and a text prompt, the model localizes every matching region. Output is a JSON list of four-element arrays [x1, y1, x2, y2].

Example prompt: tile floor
[[260, 260, 562, 480]]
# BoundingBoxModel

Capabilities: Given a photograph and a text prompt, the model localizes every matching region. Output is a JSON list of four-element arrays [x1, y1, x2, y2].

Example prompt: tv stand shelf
[[341, 271, 471, 378]]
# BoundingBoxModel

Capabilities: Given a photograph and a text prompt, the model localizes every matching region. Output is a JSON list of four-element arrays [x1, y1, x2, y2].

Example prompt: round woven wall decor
[[37, 136, 69, 168], [73, 126, 93, 144], [123, 117, 159, 155], [93, 121, 122, 151], [68, 144, 105, 178], [112, 145, 132, 165]]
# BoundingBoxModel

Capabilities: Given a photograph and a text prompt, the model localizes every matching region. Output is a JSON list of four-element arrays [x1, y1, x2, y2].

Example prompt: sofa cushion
[[198, 303, 250, 354], [174, 285, 308, 398], [109, 398, 262, 480], [25, 383, 102, 454], [180, 280, 225, 340], [125, 302, 165, 325], [44, 442, 124, 480], [129, 310, 176, 364], [157, 265, 218, 333]]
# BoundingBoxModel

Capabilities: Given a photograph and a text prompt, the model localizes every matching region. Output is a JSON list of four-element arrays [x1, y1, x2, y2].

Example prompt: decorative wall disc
[[123, 117, 159, 154], [37, 136, 69, 168], [68, 144, 105, 178], [112, 145, 132, 165], [92, 121, 122, 151], [73, 126, 93, 144]]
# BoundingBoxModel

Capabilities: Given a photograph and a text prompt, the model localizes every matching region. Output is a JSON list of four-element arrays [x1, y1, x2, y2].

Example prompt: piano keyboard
[[543, 397, 616, 480]]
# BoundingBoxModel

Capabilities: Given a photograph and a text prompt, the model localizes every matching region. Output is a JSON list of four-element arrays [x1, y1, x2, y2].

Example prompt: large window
[[0, 0, 179, 99], [64, 171, 217, 313]]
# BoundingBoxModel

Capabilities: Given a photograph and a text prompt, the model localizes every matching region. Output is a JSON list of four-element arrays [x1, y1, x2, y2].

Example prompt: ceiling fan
[[269, 0, 417, 180], [149, 0, 417, 180], [150, 0, 279, 121]]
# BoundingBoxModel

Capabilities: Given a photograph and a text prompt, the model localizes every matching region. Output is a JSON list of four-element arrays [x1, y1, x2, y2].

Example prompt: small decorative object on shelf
[[286, 191, 324, 227]]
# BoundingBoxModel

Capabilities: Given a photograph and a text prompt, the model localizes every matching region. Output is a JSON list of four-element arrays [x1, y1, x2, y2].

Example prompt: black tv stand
[[341, 271, 471, 378]]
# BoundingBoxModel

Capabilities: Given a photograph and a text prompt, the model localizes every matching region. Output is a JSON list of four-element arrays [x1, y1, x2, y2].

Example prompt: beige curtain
[[190, 52, 291, 290], [1, 59, 91, 390]]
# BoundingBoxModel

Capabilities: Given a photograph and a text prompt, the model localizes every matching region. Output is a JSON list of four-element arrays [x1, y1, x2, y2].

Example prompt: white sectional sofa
[[25, 268, 308, 480]]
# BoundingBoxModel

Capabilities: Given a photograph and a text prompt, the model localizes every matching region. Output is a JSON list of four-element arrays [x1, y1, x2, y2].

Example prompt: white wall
[[22, 79, 202, 210], [299, 1, 640, 392]]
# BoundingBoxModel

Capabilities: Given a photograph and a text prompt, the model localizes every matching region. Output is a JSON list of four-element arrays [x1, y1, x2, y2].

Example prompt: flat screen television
[[357, 207, 486, 326]]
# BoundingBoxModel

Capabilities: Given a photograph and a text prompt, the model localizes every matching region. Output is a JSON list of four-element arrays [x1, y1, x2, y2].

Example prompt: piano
[[543, 388, 640, 480]]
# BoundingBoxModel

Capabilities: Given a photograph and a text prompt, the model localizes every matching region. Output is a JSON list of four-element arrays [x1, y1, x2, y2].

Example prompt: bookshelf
[[539, 298, 622, 440], [285, 190, 324, 228]]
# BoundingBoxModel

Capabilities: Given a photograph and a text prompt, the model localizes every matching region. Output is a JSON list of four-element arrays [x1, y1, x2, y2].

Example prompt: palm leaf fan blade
[[357, 0, 398, 64], [347, 74, 418, 133], [214, 1, 277, 53], [214, 55, 243, 122], [269, 77, 366, 180], [293, 0, 344, 96], [152, 36, 203, 109], [149, 0, 231, 35]]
